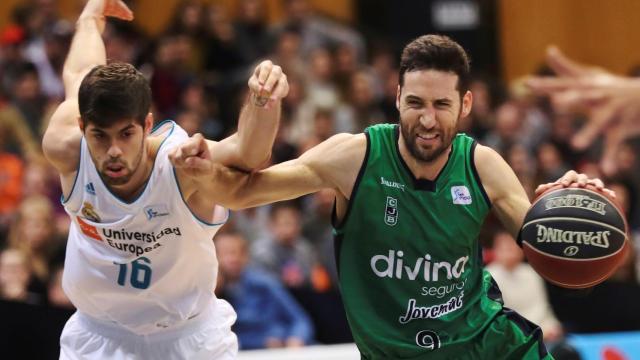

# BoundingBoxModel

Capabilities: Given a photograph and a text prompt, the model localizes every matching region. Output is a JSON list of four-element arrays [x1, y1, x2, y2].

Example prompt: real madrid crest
[[81, 202, 101, 223]]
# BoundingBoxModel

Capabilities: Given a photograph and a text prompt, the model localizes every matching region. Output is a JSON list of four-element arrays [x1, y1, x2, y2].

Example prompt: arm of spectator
[[42, 0, 133, 174], [527, 46, 640, 175], [0, 107, 39, 159], [267, 276, 315, 346], [205, 60, 289, 171]]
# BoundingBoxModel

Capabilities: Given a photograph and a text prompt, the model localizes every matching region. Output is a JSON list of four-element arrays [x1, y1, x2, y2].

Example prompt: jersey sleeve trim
[[331, 131, 371, 230], [60, 136, 84, 205], [171, 167, 229, 227], [470, 140, 492, 209]]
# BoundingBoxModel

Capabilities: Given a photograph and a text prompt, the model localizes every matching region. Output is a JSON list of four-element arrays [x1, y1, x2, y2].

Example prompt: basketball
[[520, 184, 629, 289]]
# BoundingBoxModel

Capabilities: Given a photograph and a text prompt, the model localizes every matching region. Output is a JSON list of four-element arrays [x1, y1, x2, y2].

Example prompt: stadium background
[[0, 0, 639, 358]]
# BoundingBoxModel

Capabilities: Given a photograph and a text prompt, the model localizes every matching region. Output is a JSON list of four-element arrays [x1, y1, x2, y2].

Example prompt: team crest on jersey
[[81, 202, 101, 222], [451, 186, 472, 205], [144, 204, 170, 220], [384, 196, 398, 226]]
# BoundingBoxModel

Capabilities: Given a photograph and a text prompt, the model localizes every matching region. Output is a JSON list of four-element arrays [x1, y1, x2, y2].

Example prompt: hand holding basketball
[[535, 170, 615, 199], [521, 174, 628, 289]]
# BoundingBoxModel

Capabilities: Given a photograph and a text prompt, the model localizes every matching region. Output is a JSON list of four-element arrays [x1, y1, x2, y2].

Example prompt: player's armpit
[[474, 144, 531, 239]]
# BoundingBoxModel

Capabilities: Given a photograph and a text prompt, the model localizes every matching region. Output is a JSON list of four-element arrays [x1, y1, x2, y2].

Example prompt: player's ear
[[396, 85, 401, 111], [144, 113, 153, 135], [460, 90, 473, 118], [78, 116, 85, 132]]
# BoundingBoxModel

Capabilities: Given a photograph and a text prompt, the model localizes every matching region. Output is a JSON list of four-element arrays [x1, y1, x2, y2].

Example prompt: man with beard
[[42, 0, 289, 358], [174, 35, 610, 359]]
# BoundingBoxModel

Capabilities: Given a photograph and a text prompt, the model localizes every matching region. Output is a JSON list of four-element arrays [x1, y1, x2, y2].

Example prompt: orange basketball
[[519, 184, 629, 289]]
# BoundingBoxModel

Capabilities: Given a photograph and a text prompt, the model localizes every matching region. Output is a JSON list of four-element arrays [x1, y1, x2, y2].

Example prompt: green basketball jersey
[[333, 124, 543, 359]]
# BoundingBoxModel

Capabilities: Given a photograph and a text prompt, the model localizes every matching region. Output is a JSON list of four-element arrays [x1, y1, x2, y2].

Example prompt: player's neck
[[398, 136, 452, 181]]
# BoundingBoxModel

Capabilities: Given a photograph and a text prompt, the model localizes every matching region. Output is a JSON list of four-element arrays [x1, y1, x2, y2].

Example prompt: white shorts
[[59, 300, 238, 360]]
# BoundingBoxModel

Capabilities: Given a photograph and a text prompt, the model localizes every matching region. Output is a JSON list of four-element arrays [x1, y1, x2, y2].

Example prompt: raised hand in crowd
[[527, 46, 640, 175]]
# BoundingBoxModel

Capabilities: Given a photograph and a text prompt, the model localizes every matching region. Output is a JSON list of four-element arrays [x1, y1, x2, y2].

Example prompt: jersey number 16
[[114, 257, 152, 289]]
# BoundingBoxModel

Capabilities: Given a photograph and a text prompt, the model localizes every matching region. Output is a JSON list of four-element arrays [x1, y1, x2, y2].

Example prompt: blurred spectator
[[251, 201, 320, 289], [486, 231, 563, 342], [305, 46, 339, 109], [302, 189, 339, 286], [7, 195, 63, 284], [0, 24, 27, 100], [0, 248, 43, 305], [335, 68, 386, 133], [23, 20, 71, 100], [47, 265, 73, 309], [274, 0, 365, 62], [216, 232, 314, 349], [464, 76, 498, 139], [298, 108, 336, 154], [269, 24, 306, 79], [505, 144, 537, 199], [234, 0, 271, 65], [483, 101, 524, 155], [6, 62, 57, 137], [536, 142, 570, 184], [150, 34, 195, 119]]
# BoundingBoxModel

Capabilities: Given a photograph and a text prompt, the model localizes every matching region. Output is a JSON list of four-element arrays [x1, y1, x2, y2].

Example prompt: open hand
[[534, 170, 615, 199]]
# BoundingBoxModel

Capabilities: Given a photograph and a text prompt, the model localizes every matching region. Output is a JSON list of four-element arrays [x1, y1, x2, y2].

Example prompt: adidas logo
[[85, 182, 96, 195]]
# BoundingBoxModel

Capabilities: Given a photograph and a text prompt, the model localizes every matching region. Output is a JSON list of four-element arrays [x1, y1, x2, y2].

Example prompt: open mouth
[[416, 133, 439, 145], [105, 163, 126, 178]]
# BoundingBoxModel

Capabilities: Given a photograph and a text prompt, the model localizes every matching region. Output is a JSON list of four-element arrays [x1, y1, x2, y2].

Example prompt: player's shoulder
[[473, 142, 502, 164], [42, 99, 82, 174]]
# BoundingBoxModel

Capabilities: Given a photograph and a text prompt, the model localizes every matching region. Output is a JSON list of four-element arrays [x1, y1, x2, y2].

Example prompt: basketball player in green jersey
[[172, 35, 612, 359]]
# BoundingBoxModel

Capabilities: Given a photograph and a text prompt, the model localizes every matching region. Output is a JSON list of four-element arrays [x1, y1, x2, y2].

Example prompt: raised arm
[[205, 61, 289, 171], [42, 0, 133, 174], [170, 133, 367, 210]]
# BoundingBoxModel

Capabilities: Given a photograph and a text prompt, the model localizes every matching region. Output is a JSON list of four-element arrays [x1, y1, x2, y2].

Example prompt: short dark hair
[[399, 34, 470, 96], [78, 62, 151, 128]]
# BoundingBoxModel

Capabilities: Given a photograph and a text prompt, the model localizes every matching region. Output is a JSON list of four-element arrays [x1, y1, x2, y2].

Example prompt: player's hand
[[248, 60, 289, 109], [80, 0, 134, 21], [169, 133, 214, 178], [534, 170, 616, 198]]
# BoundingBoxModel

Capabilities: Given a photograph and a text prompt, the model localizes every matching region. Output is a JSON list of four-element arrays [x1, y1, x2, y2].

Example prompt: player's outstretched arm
[[204, 61, 289, 171], [171, 133, 366, 210], [42, 0, 133, 174]]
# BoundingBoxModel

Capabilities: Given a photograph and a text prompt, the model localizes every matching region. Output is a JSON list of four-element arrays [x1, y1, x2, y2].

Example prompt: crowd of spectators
[[1, 0, 639, 355]]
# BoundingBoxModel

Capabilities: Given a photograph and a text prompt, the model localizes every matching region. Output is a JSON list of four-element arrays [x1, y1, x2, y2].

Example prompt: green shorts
[[361, 308, 553, 360]]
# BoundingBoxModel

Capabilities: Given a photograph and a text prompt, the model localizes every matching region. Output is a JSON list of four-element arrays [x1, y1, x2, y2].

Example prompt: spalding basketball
[[520, 184, 629, 289]]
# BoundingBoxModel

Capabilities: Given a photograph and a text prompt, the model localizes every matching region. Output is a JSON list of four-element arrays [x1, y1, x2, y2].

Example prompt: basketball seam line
[[522, 217, 627, 237], [522, 240, 626, 261]]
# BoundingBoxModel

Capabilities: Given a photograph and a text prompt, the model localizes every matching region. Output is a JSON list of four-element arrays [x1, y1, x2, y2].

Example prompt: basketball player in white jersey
[[42, 0, 289, 359]]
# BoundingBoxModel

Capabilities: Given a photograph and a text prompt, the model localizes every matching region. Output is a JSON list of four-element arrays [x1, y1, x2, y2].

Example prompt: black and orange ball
[[520, 184, 629, 289]]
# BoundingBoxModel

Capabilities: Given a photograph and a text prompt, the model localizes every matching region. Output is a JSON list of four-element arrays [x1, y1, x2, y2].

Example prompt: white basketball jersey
[[62, 121, 229, 335]]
